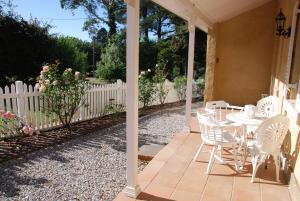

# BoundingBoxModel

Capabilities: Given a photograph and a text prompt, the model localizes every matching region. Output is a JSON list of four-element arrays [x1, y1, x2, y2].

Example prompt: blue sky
[[13, 0, 92, 41]]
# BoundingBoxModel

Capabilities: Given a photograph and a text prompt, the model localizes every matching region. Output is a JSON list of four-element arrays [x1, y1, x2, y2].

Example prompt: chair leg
[[280, 151, 286, 170], [207, 146, 217, 174], [193, 142, 204, 162], [275, 155, 280, 182], [232, 144, 238, 171], [251, 155, 259, 183]]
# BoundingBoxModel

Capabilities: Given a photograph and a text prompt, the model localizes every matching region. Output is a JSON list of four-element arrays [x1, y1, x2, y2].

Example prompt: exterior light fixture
[[275, 9, 291, 38]]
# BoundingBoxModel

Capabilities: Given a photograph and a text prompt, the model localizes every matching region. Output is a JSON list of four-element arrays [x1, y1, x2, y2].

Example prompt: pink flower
[[39, 84, 46, 93], [74, 71, 80, 79], [42, 66, 49, 72], [3, 111, 16, 119], [45, 79, 50, 85], [22, 125, 34, 136], [52, 80, 58, 85]]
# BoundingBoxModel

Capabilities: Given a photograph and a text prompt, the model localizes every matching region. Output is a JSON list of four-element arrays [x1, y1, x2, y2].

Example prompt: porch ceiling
[[193, 0, 272, 23], [151, 0, 272, 31]]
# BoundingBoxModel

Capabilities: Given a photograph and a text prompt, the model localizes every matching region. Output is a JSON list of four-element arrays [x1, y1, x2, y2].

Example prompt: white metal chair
[[193, 112, 242, 174], [246, 115, 290, 182], [205, 100, 244, 124], [256, 96, 280, 118]]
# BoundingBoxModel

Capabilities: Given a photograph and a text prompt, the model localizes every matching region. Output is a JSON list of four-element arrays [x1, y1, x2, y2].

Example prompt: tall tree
[[60, 0, 126, 38], [140, 0, 151, 40], [140, 1, 174, 41]]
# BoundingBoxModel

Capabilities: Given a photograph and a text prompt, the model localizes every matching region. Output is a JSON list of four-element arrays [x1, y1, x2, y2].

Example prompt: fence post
[[117, 79, 123, 104], [16, 81, 25, 117]]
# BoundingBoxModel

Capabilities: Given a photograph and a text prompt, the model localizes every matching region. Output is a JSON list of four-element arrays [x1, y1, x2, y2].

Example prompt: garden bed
[[0, 100, 200, 163]]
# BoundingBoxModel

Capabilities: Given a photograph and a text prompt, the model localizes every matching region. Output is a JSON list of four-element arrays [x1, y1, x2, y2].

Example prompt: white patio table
[[226, 112, 266, 133], [225, 112, 267, 169]]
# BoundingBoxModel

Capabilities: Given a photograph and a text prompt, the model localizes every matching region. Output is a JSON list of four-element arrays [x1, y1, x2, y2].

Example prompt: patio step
[[138, 144, 165, 161]]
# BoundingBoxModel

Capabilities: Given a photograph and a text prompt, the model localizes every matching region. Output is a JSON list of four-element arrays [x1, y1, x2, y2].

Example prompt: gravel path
[[0, 105, 191, 201]]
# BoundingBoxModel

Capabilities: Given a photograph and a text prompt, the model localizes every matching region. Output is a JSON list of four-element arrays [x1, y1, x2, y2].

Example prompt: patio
[[114, 116, 291, 201]]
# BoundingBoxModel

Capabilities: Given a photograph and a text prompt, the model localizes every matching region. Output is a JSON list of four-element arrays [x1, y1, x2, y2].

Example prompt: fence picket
[[0, 79, 192, 131], [0, 87, 4, 110], [28, 85, 35, 126]]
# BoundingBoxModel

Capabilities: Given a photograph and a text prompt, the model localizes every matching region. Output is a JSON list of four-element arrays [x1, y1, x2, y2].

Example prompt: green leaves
[[37, 63, 87, 129], [96, 34, 125, 81], [174, 76, 187, 101], [139, 73, 155, 108]]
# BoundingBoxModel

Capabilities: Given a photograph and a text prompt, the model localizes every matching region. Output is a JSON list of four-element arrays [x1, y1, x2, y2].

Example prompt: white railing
[[0, 80, 200, 131]]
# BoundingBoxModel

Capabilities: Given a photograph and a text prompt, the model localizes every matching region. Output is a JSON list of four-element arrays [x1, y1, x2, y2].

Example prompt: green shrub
[[96, 35, 125, 81], [139, 71, 155, 107], [0, 110, 33, 139], [153, 64, 169, 105], [36, 63, 87, 130], [172, 66, 181, 80], [104, 98, 125, 115], [196, 77, 205, 90], [174, 76, 187, 101]]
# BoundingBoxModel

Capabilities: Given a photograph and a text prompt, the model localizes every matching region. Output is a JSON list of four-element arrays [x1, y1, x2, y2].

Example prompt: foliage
[[153, 64, 169, 105], [53, 36, 89, 73], [139, 71, 155, 107], [174, 76, 187, 101], [96, 33, 126, 81], [195, 77, 205, 91], [103, 99, 125, 115], [139, 39, 158, 72], [60, 0, 126, 37], [36, 63, 87, 130], [0, 13, 56, 86], [0, 110, 33, 139], [195, 76, 205, 97], [172, 66, 181, 80], [0, 10, 99, 87]]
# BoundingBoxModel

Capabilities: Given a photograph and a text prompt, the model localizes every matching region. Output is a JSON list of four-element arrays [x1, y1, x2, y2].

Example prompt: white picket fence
[[0, 80, 199, 131]]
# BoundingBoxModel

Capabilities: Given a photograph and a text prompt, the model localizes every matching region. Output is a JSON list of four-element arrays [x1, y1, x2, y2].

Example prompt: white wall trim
[[284, 2, 300, 98]]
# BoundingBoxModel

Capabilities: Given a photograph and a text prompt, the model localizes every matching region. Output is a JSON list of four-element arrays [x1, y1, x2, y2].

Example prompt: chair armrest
[[204, 108, 217, 114], [227, 105, 244, 111]]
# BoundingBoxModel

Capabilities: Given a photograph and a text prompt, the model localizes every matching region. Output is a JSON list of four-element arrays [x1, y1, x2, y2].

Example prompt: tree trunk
[[141, 0, 149, 40], [107, 5, 117, 37], [157, 18, 162, 41]]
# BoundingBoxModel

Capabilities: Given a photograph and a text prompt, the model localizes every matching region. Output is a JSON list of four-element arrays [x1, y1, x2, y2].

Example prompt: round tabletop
[[226, 112, 265, 126]]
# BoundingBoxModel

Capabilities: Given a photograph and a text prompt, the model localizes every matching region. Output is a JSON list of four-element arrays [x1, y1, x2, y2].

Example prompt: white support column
[[123, 0, 141, 198], [185, 21, 196, 128]]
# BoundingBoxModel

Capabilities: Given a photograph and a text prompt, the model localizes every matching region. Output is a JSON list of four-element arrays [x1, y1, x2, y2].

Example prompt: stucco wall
[[204, 0, 300, 188], [270, 0, 300, 189], [212, 1, 277, 106]]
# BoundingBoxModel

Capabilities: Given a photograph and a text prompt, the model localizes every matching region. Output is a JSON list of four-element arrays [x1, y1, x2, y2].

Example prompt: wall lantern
[[275, 9, 291, 38]]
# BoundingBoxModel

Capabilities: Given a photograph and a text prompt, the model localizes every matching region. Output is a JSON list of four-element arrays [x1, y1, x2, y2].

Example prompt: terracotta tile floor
[[114, 116, 292, 201]]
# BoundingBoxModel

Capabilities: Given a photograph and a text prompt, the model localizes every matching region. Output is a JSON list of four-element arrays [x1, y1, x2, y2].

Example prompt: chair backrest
[[256, 96, 280, 118], [205, 101, 229, 120], [197, 112, 224, 143], [255, 115, 290, 153], [206, 100, 229, 109]]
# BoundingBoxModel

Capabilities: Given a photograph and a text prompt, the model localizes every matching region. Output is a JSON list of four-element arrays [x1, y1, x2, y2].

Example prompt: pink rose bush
[[36, 63, 87, 130], [0, 110, 34, 139]]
